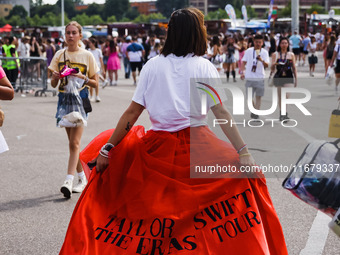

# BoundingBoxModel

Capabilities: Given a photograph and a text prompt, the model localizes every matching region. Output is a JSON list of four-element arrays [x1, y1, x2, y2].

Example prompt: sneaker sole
[[61, 186, 71, 198], [72, 188, 83, 193]]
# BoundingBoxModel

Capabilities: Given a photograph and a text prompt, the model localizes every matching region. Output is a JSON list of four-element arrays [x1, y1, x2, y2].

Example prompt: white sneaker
[[96, 96, 101, 102], [61, 179, 73, 198], [102, 80, 109, 88], [113, 81, 117, 86], [72, 176, 87, 193], [90, 96, 95, 102], [133, 81, 137, 86]]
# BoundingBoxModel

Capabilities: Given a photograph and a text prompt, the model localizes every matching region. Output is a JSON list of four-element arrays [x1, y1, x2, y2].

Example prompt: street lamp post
[[61, 0, 65, 28], [291, 0, 299, 33]]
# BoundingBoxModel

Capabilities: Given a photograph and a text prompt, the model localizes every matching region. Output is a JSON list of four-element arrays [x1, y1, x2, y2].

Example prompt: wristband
[[100, 143, 115, 158], [237, 144, 247, 154]]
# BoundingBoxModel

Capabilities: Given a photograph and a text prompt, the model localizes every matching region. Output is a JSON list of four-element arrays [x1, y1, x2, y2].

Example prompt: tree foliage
[[205, 8, 228, 20], [306, 4, 326, 14], [278, 0, 291, 18], [7, 5, 28, 19], [104, 0, 129, 21], [215, 0, 242, 11], [156, 0, 189, 18], [133, 13, 166, 23]]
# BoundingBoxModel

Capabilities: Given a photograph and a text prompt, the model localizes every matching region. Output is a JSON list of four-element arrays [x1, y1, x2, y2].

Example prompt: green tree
[[132, 13, 165, 23], [205, 8, 228, 20], [7, 15, 24, 26], [107, 15, 117, 23], [120, 17, 130, 22], [56, 0, 77, 19], [215, 0, 242, 11], [85, 3, 104, 16], [307, 4, 326, 14], [125, 8, 140, 20], [30, 4, 58, 18], [147, 13, 166, 21], [0, 17, 6, 27], [41, 12, 58, 26], [7, 5, 28, 19], [246, 6, 256, 19], [156, 0, 189, 18], [104, 0, 129, 21], [278, 1, 291, 18], [89, 15, 104, 25], [30, 14, 41, 26], [73, 13, 90, 26]]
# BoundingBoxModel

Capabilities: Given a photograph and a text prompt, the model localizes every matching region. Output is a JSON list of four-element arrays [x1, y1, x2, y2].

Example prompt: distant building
[[75, 4, 89, 12], [246, 0, 340, 15], [130, 0, 158, 15], [0, 0, 30, 18], [189, 0, 220, 14]]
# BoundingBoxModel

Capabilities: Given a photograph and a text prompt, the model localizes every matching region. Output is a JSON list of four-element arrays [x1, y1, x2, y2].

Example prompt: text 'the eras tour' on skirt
[[60, 126, 288, 255]]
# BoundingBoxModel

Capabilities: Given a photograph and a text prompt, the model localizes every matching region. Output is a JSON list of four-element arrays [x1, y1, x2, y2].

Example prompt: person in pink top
[[0, 66, 14, 100], [106, 39, 121, 86]]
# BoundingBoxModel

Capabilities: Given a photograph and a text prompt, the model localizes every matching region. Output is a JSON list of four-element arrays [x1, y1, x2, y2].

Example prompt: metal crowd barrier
[[0, 56, 57, 97]]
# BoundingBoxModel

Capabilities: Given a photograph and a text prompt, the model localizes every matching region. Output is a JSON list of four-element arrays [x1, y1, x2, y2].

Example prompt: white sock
[[66, 174, 74, 181], [78, 171, 85, 179]]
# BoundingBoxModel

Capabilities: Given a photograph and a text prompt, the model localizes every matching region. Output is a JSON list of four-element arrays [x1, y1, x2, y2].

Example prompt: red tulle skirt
[[60, 126, 287, 255]]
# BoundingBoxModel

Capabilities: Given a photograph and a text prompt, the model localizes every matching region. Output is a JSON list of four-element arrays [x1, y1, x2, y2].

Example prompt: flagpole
[[61, 0, 65, 28], [291, 0, 299, 32]]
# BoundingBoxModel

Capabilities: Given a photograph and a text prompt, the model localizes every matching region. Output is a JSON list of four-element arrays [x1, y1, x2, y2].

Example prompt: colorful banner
[[225, 4, 237, 28], [242, 5, 248, 25], [267, 0, 274, 28]]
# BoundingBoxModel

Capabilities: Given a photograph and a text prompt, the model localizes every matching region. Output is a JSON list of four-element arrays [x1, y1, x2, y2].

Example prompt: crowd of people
[[1, 6, 340, 254], [2, 27, 339, 105]]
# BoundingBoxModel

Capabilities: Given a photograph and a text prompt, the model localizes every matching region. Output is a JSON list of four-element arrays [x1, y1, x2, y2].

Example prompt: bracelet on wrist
[[237, 144, 247, 154], [100, 143, 115, 158]]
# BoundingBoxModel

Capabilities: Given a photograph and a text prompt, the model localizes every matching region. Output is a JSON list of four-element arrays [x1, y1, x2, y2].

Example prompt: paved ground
[[0, 53, 340, 254]]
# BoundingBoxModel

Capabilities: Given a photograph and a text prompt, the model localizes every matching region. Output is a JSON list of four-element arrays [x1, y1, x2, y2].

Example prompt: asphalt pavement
[[0, 53, 340, 254]]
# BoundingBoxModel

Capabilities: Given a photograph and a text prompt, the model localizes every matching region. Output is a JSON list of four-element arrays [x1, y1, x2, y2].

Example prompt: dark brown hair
[[161, 8, 207, 57]]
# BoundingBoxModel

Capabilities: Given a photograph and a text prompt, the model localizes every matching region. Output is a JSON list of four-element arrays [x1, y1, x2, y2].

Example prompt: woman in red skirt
[[60, 8, 288, 255]]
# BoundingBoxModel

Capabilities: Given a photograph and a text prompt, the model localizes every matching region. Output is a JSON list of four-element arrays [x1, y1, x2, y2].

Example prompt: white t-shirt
[[132, 54, 226, 132], [17, 42, 30, 58], [242, 47, 269, 79], [88, 48, 103, 71], [334, 44, 340, 60]]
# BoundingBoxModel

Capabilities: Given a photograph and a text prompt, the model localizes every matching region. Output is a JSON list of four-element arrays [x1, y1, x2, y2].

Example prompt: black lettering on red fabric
[[169, 238, 183, 251], [193, 212, 207, 230], [136, 238, 151, 254], [183, 235, 197, 250], [116, 235, 133, 250], [244, 211, 261, 227], [204, 203, 223, 222], [104, 231, 120, 244], [150, 239, 164, 255], [104, 217, 116, 228], [150, 218, 162, 237], [136, 220, 147, 236], [95, 227, 109, 240], [211, 225, 224, 242], [161, 218, 175, 238], [233, 216, 249, 233], [223, 221, 237, 238], [236, 189, 252, 208]]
